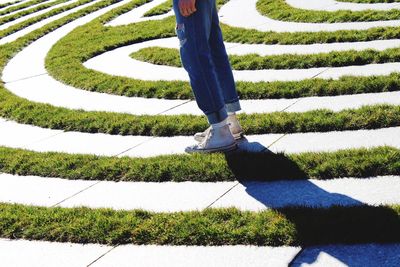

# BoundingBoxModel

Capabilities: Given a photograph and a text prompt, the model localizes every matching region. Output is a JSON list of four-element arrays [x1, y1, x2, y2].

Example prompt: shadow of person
[[290, 243, 400, 267], [224, 137, 308, 181], [224, 137, 400, 266]]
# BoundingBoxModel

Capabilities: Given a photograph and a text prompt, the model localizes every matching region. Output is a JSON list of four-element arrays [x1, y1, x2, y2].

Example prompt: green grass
[[1, 146, 399, 182], [0, 0, 45, 16], [130, 46, 400, 70], [0, 0, 21, 9], [0, 0, 398, 136], [0, 0, 70, 26], [257, 0, 400, 23], [143, 0, 171, 17], [221, 23, 400, 45], [45, 13, 400, 100], [0, 0, 398, 247], [0, 0, 99, 39], [1, 203, 399, 246], [143, 0, 400, 20], [2, 77, 400, 135]]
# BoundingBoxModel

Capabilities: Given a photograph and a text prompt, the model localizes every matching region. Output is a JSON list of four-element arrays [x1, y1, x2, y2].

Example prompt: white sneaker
[[185, 123, 237, 153], [194, 114, 244, 142]]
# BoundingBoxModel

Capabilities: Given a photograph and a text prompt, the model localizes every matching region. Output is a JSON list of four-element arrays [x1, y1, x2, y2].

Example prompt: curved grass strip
[[143, 0, 171, 17], [130, 46, 400, 70], [257, 0, 400, 23], [221, 24, 400, 45], [0, 146, 398, 182], [2, 72, 400, 136], [0, 0, 399, 136], [0, 0, 100, 39], [46, 15, 400, 100], [0, 0, 71, 26], [0, 1, 22, 9], [1, 203, 399, 246], [0, 0, 46, 16], [0, 0, 125, 71]]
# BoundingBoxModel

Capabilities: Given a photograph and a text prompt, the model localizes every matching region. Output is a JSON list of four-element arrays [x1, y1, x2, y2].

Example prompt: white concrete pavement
[[0, 174, 399, 212], [0, 0, 55, 18], [0, 0, 26, 9], [5, 32, 400, 115], [0, 0, 399, 264], [1, 119, 399, 157], [219, 0, 400, 32], [0, 0, 78, 32], [3, 0, 400, 117], [0, 238, 301, 267], [1, 238, 399, 267], [286, 0, 400, 11], [0, 0, 104, 44]]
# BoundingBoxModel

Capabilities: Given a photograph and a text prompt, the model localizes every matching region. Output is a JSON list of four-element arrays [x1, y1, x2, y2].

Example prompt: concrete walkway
[[1, 238, 399, 267], [220, 0, 400, 32], [0, 0, 399, 266], [1, 118, 399, 156], [1, 174, 399, 211]]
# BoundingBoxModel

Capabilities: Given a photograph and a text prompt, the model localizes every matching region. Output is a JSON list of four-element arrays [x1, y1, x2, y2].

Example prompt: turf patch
[[0, 0, 71, 26], [0, 146, 398, 182], [257, 0, 400, 23], [1, 203, 399, 246], [0, 0, 44, 16], [0, 0, 399, 136], [46, 14, 400, 100], [0, 0, 100, 39], [44, 2, 400, 100], [2, 84, 400, 135], [143, 0, 171, 17], [130, 45, 400, 70]]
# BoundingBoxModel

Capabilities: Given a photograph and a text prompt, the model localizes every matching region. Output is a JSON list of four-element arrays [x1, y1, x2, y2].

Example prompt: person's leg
[[173, 0, 227, 125], [209, 1, 241, 114], [173, 0, 236, 153], [192, 1, 243, 142]]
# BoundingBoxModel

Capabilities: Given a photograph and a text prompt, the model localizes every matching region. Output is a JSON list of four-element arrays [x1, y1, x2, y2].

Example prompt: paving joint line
[[3, 72, 48, 83], [267, 133, 287, 149], [280, 98, 303, 112], [21, 130, 64, 149], [206, 182, 240, 209], [156, 99, 193, 115], [311, 67, 331, 79], [51, 180, 102, 207], [113, 136, 156, 156], [87, 244, 119, 267]]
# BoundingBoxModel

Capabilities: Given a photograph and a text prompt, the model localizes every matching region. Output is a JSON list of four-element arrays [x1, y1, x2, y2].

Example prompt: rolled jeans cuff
[[225, 100, 241, 113], [206, 106, 228, 124]]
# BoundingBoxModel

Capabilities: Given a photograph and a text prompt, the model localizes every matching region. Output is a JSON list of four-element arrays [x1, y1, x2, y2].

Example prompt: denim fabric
[[173, 0, 241, 124]]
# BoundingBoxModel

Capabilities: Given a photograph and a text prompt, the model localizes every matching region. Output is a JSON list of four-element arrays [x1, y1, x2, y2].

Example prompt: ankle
[[211, 117, 228, 129]]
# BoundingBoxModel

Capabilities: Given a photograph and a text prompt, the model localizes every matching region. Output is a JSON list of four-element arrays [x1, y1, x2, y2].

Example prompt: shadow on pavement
[[223, 137, 400, 266], [224, 137, 307, 181], [291, 243, 400, 267]]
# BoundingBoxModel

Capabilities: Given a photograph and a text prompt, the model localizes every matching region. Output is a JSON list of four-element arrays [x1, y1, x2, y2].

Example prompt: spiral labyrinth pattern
[[0, 0, 400, 266]]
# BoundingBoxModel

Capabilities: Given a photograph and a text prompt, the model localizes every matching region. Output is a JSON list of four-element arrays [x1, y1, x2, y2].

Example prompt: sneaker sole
[[185, 142, 238, 154], [194, 132, 244, 142]]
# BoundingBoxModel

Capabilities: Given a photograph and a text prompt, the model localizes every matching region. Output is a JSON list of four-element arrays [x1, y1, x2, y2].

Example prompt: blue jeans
[[173, 0, 241, 124]]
